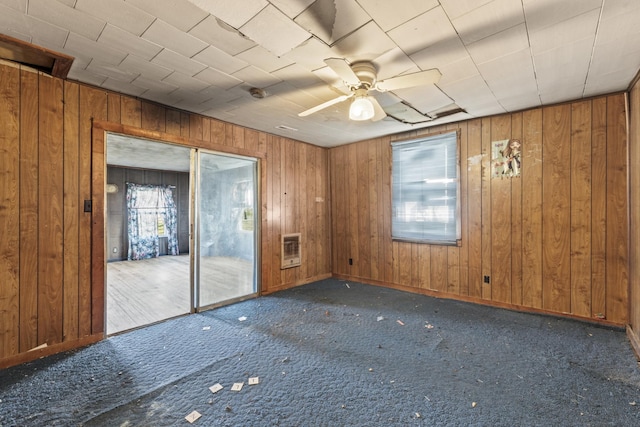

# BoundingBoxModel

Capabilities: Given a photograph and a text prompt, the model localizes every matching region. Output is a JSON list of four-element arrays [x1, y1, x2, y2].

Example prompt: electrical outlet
[[483, 275, 490, 284], [349, 258, 353, 265]]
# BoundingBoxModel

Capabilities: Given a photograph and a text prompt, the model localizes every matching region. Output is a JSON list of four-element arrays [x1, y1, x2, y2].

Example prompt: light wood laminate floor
[[107, 254, 255, 334]]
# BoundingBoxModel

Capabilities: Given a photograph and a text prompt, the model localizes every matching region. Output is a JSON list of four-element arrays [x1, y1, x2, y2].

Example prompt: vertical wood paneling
[[510, 113, 523, 305], [542, 105, 572, 313], [490, 115, 512, 303], [458, 122, 470, 295], [628, 79, 640, 336], [467, 119, 483, 298], [329, 94, 627, 327], [605, 95, 629, 324], [0, 63, 20, 359], [79, 86, 107, 336], [481, 118, 492, 299], [37, 75, 64, 345], [1, 61, 334, 367], [19, 69, 39, 352], [521, 108, 543, 308], [591, 97, 607, 319], [63, 80, 80, 342], [120, 97, 141, 127], [570, 101, 592, 317]]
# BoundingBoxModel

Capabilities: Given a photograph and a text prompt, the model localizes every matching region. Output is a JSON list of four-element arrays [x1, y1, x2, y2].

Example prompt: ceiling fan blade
[[325, 58, 361, 86], [298, 94, 352, 117], [375, 69, 442, 92], [369, 96, 387, 122]]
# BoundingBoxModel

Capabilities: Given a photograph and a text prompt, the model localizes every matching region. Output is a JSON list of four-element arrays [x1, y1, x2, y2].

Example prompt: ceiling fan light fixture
[[349, 95, 374, 121]]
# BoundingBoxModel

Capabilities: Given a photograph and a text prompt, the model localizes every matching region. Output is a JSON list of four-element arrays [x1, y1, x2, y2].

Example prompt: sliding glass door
[[194, 150, 258, 309]]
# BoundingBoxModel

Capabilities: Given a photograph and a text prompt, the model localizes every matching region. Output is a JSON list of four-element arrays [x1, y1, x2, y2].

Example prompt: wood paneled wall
[[0, 60, 331, 367], [330, 94, 629, 326], [629, 80, 640, 354]]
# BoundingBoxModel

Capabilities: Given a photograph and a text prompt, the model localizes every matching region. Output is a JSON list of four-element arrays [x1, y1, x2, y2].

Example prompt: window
[[392, 131, 460, 244]]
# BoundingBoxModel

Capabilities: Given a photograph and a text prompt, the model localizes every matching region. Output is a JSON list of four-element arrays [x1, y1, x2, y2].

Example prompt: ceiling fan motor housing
[[350, 62, 377, 89]]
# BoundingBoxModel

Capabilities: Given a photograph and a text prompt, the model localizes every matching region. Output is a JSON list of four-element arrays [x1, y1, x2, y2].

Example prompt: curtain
[[126, 183, 179, 260]]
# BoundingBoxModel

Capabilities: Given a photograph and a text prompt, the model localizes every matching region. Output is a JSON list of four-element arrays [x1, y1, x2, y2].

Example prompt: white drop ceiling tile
[[437, 56, 479, 86], [332, 20, 396, 62], [101, 77, 148, 96], [600, 0, 640, 21], [584, 71, 636, 98], [188, 16, 256, 56], [20, 15, 70, 50], [121, 54, 173, 80], [410, 36, 469, 71], [533, 38, 593, 88], [438, 73, 494, 105], [199, 88, 244, 109], [132, 75, 179, 93], [240, 5, 311, 57], [64, 32, 128, 65], [294, 0, 370, 45], [0, 0, 27, 12], [192, 46, 248, 75], [282, 37, 335, 71], [141, 89, 184, 107], [589, 38, 640, 78], [28, 0, 106, 41], [142, 19, 208, 58], [232, 65, 282, 88], [86, 60, 140, 82], [596, 12, 640, 46], [0, 28, 30, 43], [477, 49, 537, 98], [522, 0, 601, 33], [373, 48, 419, 81], [497, 90, 540, 111], [271, 63, 324, 89], [388, 6, 457, 56], [194, 67, 243, 90], [358, 0, 438, 31], [465, 102, 505, 117], [152, 49, 207, 77], [75, 0, 155, 36], [452, 0, 524, 45], [268, 0, 313, 18], [126, 0, 209, 32], [187, 0, 267, 28], [68, 67, 108, 86], [539, 84, 584, 105], [392, 84, 453, 114], [312, 65, 343, 87], [170, 87, 216, 104], [235, 45, 294, 73], [528, 9, 599, 56], [466, 23, 528, 65], [162, 71, 211, 92], [99, 24, 162, 61], [439, 0, 492, 20]]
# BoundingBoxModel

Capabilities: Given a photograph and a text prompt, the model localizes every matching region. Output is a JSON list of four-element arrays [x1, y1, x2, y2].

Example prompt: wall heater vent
[[281, 233, 301, 269]]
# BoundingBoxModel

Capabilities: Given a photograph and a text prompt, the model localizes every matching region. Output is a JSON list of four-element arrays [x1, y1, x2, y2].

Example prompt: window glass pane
[[392, 131, 459, 243]]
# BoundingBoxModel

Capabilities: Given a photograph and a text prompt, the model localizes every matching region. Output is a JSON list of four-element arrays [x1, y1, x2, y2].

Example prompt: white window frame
[[391, 130, 461, 245]]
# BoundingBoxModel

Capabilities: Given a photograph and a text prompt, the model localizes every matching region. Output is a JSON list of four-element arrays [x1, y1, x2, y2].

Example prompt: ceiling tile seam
[[581, 1, 606, 98], [437, 4, 490, 112], [374, 3, 440, 33], [519, 0, 542, 108]]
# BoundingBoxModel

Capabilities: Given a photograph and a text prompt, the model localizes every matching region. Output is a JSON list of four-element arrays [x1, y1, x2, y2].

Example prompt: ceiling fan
[[299, 58, 442, 121]]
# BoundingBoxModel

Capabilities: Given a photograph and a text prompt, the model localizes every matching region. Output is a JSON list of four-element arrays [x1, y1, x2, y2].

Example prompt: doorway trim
[[92, 120, 266, 337]]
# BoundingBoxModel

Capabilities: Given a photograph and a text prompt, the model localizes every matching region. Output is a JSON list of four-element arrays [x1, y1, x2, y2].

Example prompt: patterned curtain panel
[[126, 183, 179, 260]]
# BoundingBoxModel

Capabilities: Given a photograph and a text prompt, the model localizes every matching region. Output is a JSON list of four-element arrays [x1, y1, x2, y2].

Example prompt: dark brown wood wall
[[0, 60, 331, 366], [629, 80, 640, 354], [330, 94, 629, 326]]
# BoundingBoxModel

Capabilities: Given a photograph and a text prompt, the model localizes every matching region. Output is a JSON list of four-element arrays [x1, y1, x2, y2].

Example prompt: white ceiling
[[2, 0, 640, 147]]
